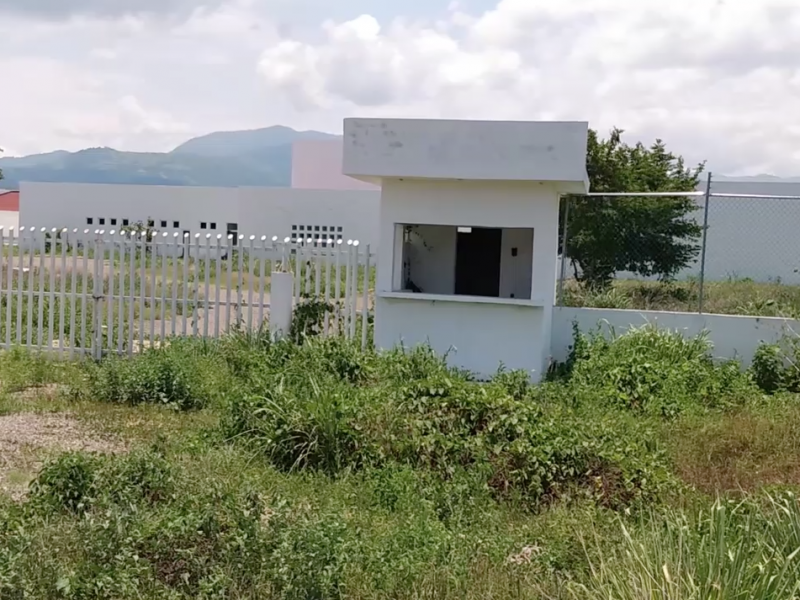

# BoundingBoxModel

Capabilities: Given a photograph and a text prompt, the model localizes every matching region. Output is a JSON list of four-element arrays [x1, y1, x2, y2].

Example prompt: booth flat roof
[[343, 118, 589, 192]]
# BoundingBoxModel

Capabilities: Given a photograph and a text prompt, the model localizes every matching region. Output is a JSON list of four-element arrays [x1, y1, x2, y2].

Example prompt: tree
[[563, 128, 705, 289]]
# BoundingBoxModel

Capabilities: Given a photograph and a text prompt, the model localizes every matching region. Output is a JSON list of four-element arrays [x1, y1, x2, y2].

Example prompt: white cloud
[[258, 0, 800, 175]]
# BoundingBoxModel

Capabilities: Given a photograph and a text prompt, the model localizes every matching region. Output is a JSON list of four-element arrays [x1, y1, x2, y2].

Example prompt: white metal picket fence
[[0, 227, 374, 358]]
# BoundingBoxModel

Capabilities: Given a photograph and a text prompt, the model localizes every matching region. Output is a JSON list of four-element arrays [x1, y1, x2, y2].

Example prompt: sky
[[0, 0, 799, 176]]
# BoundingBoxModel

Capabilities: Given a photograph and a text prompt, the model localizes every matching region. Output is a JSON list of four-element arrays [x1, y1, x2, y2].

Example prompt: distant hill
[[0, 126, 341, 189]]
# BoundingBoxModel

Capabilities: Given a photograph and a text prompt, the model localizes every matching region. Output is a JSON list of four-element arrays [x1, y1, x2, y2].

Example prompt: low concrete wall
[[552, 307, 800, 367]]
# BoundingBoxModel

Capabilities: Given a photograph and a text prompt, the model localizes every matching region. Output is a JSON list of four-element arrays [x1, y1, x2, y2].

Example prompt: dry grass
[[562, 277, 800, 317], [665, 404, 800, 494]]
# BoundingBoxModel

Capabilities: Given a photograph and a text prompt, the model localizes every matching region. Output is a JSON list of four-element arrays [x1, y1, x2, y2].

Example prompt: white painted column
[[270, 271, 294, 339]]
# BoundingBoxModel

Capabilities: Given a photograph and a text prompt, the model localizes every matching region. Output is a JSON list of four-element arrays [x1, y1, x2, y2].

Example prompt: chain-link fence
[[556, 178, 800, 317]]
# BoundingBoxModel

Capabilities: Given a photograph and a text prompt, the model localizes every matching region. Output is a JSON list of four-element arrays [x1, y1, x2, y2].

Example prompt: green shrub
[[29, 453, 101, 515], [567, 324, 757, 417], [750, 338, 800, 394], [81, 342, 221, 410]]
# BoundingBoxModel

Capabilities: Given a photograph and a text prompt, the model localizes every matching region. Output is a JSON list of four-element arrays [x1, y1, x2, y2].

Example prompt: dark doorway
[[226, 223, 239, 247], [454, 227, 502, 297]]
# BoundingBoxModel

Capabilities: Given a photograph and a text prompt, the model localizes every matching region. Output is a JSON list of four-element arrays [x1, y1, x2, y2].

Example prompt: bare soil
[[0, 411, 125, 500]]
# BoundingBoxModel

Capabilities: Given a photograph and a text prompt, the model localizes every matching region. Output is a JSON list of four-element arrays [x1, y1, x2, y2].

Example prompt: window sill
[[378, 291, 549, 307]]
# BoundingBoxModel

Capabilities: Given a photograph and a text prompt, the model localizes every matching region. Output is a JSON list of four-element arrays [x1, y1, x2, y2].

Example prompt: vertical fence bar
[[92, 234, 105, 360], [343, 242, 352, 337], [349, 242, 358, 340], [58, 231, 67, 356], [556, 195, 570, 306], [106, 232, 116, 352], [181, 234, 190, 336], [160, 233, 168, 342], [323, 242, 332, 335], [193, 234, 202, 337], [48, 229, 57, 352], [246, 236, 255, 332], [361, 244, 370, 350], [68, 231, 79, 357], [117, 234, 126, 355], [149, 233, 158, 345], [138, 235, 147, 350], [203, 234, 212, 338], [334, 242, 342, 334], [236, 236, 244, 326], [215, 235, 222, 338], [15, 229, 24, 346], [225, 236, 233, 332], [171, 234, 179, 337], [294, 243, 302, 306], [127, 236, 136, 356], [697, 172, 713, 314], [36, 230, 46, 349], [5, 228, 13, 349], [25, 229, 35, 348], [257, 237, 267, 332]]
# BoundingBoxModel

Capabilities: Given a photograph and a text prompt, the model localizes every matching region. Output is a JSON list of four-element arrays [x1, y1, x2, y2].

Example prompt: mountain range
[[2, 126, 798, 190], [0, 126, 340, 189]]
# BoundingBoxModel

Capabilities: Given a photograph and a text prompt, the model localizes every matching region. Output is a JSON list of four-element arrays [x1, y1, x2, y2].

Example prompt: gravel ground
[[0, 411, 125, 500]]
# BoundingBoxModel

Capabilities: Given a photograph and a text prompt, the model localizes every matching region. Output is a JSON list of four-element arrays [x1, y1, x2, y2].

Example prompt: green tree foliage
[[564, 128, 705, 289]]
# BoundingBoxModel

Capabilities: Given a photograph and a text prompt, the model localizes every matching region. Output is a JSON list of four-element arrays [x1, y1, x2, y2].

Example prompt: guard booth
[[343, 118, 589, 381]]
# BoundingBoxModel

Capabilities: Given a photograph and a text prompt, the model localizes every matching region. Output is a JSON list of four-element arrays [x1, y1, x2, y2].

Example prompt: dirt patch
[[0, 412, 126, 500]]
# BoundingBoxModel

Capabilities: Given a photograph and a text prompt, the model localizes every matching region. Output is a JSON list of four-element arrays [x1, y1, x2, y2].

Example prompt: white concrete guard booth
[[343, 118, 590, 381]]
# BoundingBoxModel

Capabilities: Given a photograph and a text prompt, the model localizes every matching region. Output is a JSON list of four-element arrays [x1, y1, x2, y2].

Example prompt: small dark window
[[292, 225, 297, 231], [86, 217, 93, 225], [210, 223, 217, 230], [110, 218, 117, 226], [173, 221, 180, 228], [337, 234, 343, 241], [200, 222, 207, 229], [306, 225, 312, 230], [314, 225, 320, 231], [160, 220, 167, 228], [123, 219, 130, 226], [322, 226, 328, 232], [98, 218, 105, 225], [337, 226, 343, 232], [147, 219, 154, 227]]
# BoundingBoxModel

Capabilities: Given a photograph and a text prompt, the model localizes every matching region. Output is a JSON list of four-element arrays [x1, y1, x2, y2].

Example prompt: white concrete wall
[[551, 306, 800, 367], [343, 118, 589, 190], [19, 182, 380, 248], [377, 297, 547, 380]]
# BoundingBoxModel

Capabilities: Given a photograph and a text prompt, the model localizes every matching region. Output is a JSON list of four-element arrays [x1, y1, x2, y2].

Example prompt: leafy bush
[[81, 342, 224, 410], [220, 339, 672, 507], [567, 324, 757, 417], [29, 452, 101, 515], [751, 337, 800, 394]]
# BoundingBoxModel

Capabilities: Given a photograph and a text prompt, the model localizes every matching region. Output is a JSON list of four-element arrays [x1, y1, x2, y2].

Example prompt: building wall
[[19, 182, 380, 248], [291, 140, 378, 191], [377, 297, 547, 379], [551, 306, 799, 367]]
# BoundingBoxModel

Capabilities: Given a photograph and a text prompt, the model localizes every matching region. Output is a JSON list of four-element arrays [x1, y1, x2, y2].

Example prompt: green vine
[[290, 294, 336, 343]]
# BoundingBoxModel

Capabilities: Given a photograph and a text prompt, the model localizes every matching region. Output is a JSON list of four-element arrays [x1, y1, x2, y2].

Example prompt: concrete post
[[270, 271, 294, 339]]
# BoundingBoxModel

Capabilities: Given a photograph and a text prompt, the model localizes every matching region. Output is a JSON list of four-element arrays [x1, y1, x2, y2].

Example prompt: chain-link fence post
[[556, 195, 570, 305], [697, 172, 713, 313]]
